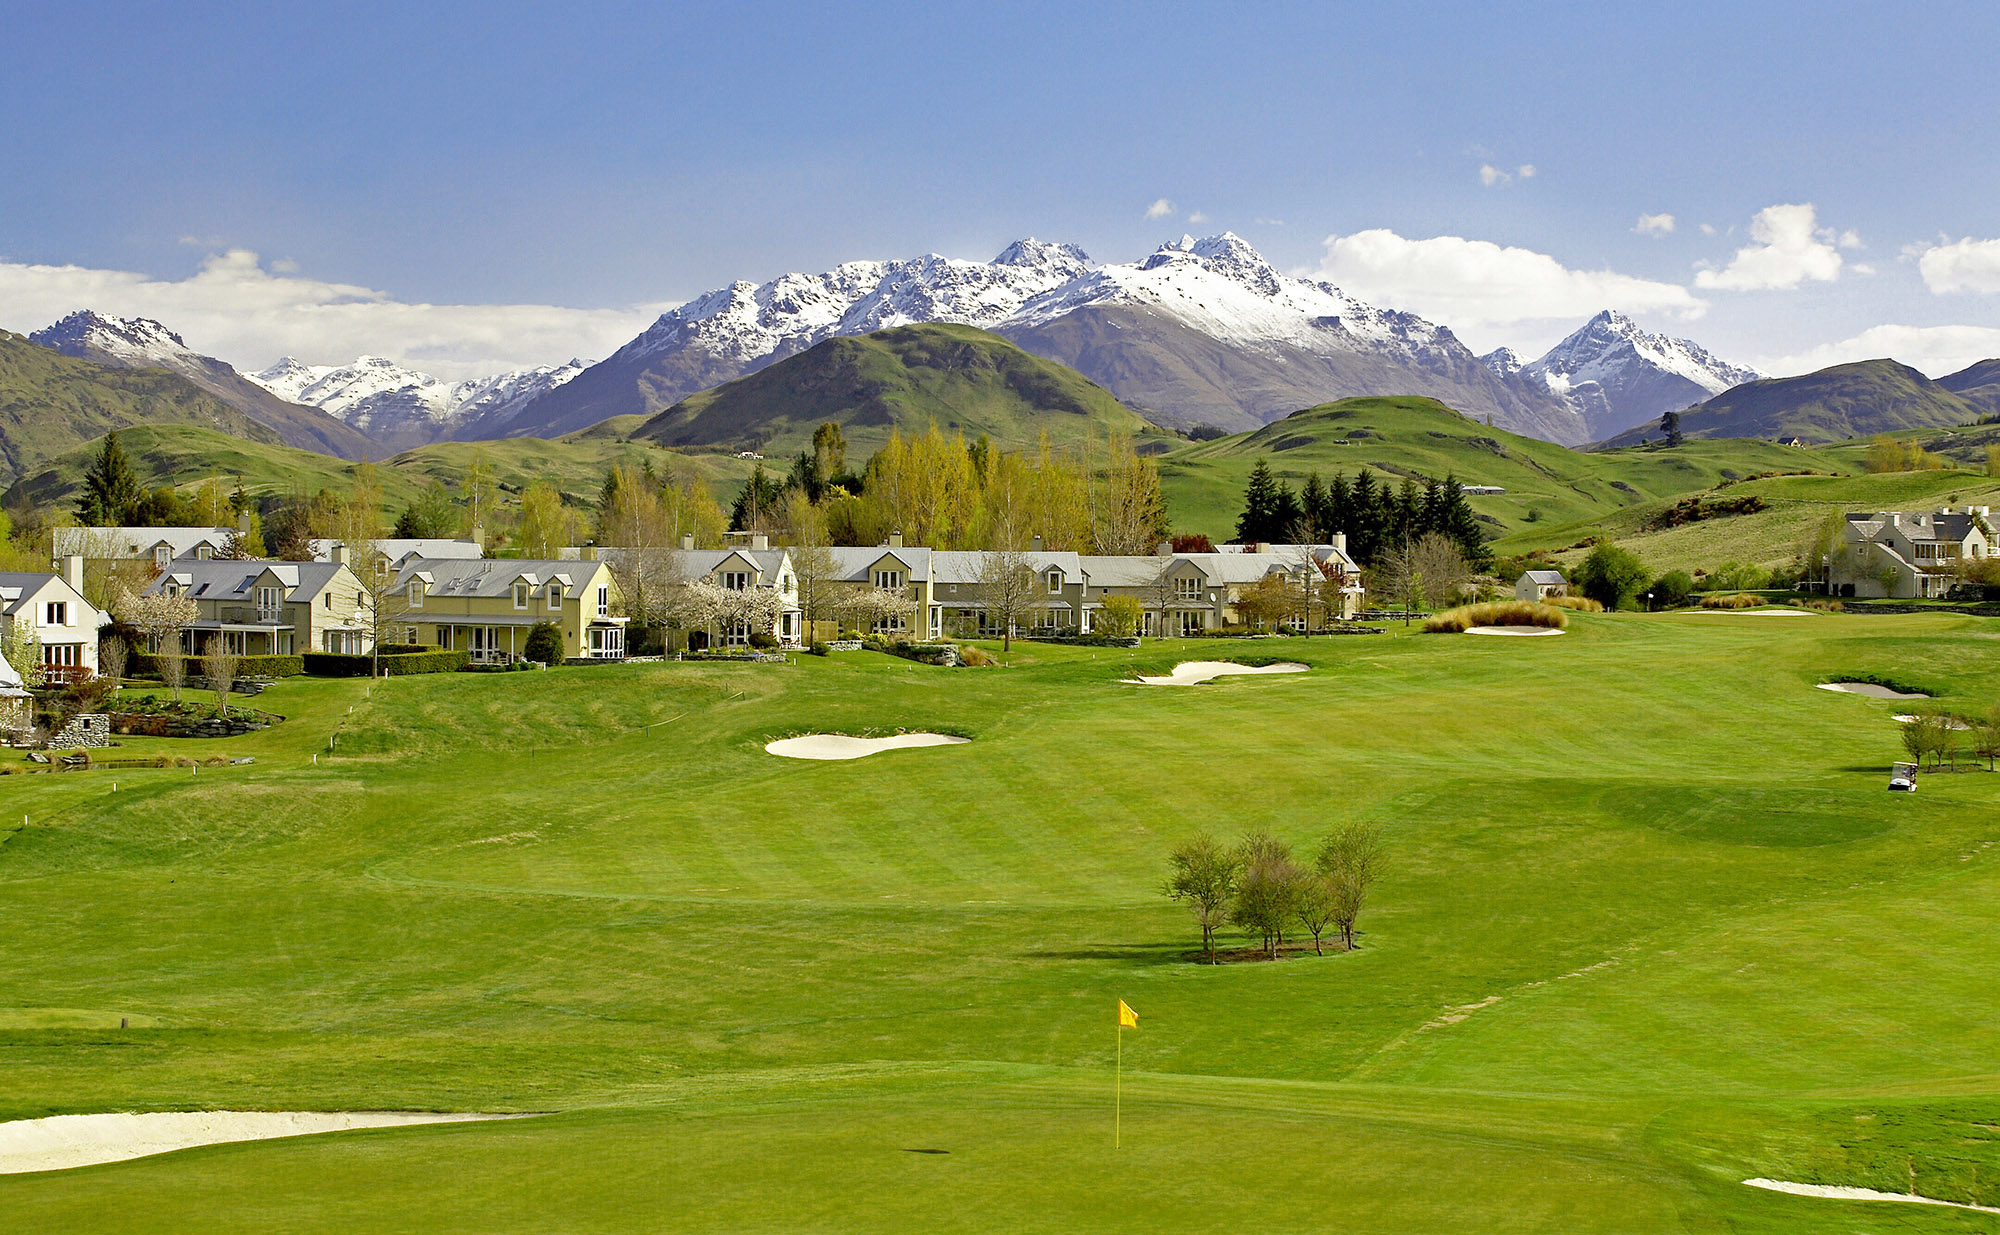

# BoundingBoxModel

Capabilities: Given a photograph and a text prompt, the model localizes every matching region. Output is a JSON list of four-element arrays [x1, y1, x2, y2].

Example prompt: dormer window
[[874, 569, 903, 591], [547, 583, 562, 609], [513, 582, 530, 609], [408, 581, 425, 608], [1174, 576, 1203, 602], [721, 571, 751, 591], [154, 546, 170, 567], [196, 545, 212, 560], [1046, 569, 1063, 594]]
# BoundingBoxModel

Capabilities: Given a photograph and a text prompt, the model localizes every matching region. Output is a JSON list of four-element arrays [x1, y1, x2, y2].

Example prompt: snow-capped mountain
[[502, 233, 1585, 443], [30, 311, 379, 459], [1484, 310, 1763, 442], [249, 356, 589, 452]]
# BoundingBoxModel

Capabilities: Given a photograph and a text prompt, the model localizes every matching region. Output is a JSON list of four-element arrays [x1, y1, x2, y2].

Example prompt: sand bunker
[[0, 1111, 520, 1174], [1463, 626, 1564, 637], [765, 733, 970, 760], [1818, 681, 1930, 700], [1892, 713, 1972, 729], [1745, 1178, 2000, 1215], [1678, 608, 1817, 616], [1126, 661, 1308, 686]]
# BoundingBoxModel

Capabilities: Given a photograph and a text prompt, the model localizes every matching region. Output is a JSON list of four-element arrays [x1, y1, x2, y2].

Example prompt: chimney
[[1330, 532, 1348, 554], [681, 533, 696, 551], [751, 533, 769, 551], [581, 547, 598, 561], [888, 530, 904, 549], [1254, 541, 1272, 555], [1031, 534, 1044, 552], [60, 554, 83, 594], [1156, 541, 1173, 557], [471, 521, 486, 551], [329, 542, 349, 566], [237, 510, 252, 536]]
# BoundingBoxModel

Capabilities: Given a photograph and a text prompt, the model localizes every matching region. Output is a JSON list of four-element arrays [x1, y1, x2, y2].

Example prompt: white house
[[54, 525, 236, 569], [1830, 506, 1993, 599], [0, 557, 104, 683], [1515, 569, 1569, 602]]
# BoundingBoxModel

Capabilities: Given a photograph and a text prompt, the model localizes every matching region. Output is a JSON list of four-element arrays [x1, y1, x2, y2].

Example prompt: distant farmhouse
[[1514, 569, 1569, 602], [1828, 506, 1992, 599]]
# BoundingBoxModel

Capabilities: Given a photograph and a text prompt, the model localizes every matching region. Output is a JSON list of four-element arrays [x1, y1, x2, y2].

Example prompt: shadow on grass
[[1022, 942, 1188, 966]]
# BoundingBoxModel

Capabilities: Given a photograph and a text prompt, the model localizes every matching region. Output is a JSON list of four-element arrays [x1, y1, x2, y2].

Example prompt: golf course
[[2, 612, 1997, 1231]]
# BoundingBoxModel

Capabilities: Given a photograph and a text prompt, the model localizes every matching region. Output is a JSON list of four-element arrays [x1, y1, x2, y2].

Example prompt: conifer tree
[[1234, 461, 1302, 543], [77, 431, 142, 526]]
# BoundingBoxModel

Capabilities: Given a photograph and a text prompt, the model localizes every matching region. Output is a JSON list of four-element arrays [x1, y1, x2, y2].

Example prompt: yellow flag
[[1118, 999, 1138, 1028]]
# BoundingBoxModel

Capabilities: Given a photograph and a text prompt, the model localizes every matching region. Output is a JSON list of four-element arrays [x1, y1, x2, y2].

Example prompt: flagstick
[[1115, 1021, 1122, 1149]]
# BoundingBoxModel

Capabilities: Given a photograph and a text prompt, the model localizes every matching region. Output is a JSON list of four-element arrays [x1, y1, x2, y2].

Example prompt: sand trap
[[1745, 1178, 2000, 1215], [765, 733, 970, 760], [0, 1111, 521, 1174], [1678, 608, 1817, 616], [1892, 713, 1973, 729], [1818, 681, 1930, 700], [1125, 661, 1308, 686], [1463, 626, 1564, 637]]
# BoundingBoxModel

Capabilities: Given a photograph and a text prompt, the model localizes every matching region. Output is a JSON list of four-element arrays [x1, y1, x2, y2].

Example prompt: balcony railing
[[215, 606, 288, 625]]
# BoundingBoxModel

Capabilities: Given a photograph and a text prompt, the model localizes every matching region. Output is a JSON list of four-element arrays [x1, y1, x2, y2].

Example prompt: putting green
[[1, 614, 1996, 1231]]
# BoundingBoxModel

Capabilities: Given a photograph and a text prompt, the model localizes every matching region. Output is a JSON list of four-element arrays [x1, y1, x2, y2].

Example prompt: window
[[596, 585, 609, 618], [255, 586, 281, 618], [1047, 570, 1063, 594], [874, 569, 903, 591], [513, 582, 530, 609], [43, 601, 66, 626], [1174, 576, 1203, 602], [43, 644, 78, 667], [408, 581, 425, 608], [588, 626, 624, 658], [547, 583, 562, 609], [154, 546, 170, 567], [720, 571, 751, 591], [195, 545, 212, 560], [277, 632, 294, 655]]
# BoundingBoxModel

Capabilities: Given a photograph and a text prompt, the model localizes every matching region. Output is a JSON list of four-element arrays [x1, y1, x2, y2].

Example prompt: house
[[0, 557, 105, 683], [141, 555, 369, 655], [1073, 550, 1359, 636], [1211, 539, 1366, 620], [674, 540, 803, 647], [1828, 506, 1994, 599], [1515, 569, 1569, 602], [823, 535, 939, 638], [930, 549, 1088, 637], [387, 555, 627, 663], [308, 537, 484, 573], [55, 525, 237, 569]]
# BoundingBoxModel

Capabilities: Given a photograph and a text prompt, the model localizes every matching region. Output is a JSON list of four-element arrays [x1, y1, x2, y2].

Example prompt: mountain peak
[[992, 238, 1092, 273], [33, 309, 191, 357]]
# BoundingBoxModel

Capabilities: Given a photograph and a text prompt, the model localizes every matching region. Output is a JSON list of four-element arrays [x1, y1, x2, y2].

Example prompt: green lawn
[[3, 616, 1999, 1230]]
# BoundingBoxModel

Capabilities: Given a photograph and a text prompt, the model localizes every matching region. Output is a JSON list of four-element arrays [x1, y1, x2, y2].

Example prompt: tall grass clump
[[1424, 601, 1567, 633], [1700, 592, 1764, 609], [1543, 595, 1605, 612]]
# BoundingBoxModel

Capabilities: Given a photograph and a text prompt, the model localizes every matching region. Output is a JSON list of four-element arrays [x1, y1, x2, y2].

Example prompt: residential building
[[1829, 506, 1994, 599], [55, 525, 236, 569], [308, 538, 484, 572], [0, 557, 105, 683], [1515, 569, 1569, 602], [931, 550, 1088, 637], [678, 541, 803, 647], [142, 555, 369, 655], [387, 556, 627, 663], [823, 536, 939, 638]]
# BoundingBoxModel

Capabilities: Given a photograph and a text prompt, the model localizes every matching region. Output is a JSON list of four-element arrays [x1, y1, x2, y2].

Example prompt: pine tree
[[1326, 471, 1353, 542], [1234, 461, 1302, 543], [1436, 473, 1489, 565], [1299, 473, 1330, 541], [1348, 469, 1382, 563], [1660, 410, 1685, 447], [77, 431, 142, 526]]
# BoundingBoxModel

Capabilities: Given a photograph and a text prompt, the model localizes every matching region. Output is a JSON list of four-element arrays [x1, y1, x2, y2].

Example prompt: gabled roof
[[54, 526, 233, 559], [826, 546, 932, 583], [390, 557, 606, 599], [0, 572, 90, 619], [1214, 542, 1362, 572], [1521, 569, 1567, 585], [309, 538, 484, 562], [141, 558, 348, 601], [929, 550, 1084, 584]]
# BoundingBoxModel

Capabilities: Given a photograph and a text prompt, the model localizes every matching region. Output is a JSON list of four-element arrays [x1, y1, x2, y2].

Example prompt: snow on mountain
[[249, 355, 589, 450], [31, 310, 201, 370], [1490, 310, 1764, 441]]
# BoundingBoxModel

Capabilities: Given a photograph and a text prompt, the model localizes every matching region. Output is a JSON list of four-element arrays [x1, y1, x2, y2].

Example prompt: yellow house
[[389, 556, 627, 663], [825, 538, 939, 637], [144, 557, 369, 655]]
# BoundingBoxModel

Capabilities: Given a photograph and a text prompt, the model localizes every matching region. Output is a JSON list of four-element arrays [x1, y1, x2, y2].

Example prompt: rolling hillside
[[630, 323, 1165, 456], [1600, 359, 1983, 446], [1157, 396, 1848, 540], [0, 330, 283, 480]]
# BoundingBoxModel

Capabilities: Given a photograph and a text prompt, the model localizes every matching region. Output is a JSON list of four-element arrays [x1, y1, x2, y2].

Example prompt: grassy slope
[[1, 423, 752, 517], [1602, 359, 1984, 446], [1157, 395, 1847, 540], [3, 617, 1999, 1230], [631, 323, 1170, 457], [0, 331, 283, 481]]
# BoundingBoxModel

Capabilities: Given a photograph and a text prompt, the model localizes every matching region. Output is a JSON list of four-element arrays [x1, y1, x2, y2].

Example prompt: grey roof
[[1076, 555, 1173, 588], [54, 526, 232, 559], [929, 550, 1084, 585], [825, 546, 933, 583], [1521, 569, 1567, 585], [1172, 552, 1301, 585], [1214, 542, 1362, 571], [390, 557, 598, 599], [310, 538, 483, 562], [142, 558, 348, 601], [0, 572, 81, 619], [1847, 510, 1987, 543]]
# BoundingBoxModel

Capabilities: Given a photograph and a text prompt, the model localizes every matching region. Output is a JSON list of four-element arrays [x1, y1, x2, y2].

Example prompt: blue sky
[[4, 1, 1999, 378]]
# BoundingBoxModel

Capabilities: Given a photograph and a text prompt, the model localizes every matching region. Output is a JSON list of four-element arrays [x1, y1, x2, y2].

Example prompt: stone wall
[[48, 714, 111, 750]]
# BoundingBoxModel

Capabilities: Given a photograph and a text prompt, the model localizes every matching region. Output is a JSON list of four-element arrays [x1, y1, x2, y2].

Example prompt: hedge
[[378, 644, 443, 656], [301, 649, 470, 676], [132, 651, 304, 679]]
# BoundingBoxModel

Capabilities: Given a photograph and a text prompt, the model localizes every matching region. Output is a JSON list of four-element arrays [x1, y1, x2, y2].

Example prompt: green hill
[[2, 423, 749, 521], [0, 330, 282, 479], [1601, 359, 1983, 446], [1937, 357, 2000, 419], [629, 323, 1164, 456], [1157, 396, 1848, 540]]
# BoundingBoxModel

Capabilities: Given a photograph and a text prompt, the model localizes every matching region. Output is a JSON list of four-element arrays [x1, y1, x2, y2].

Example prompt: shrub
[[959, 645, 995, 667], [302, 649, 470, 676], [132, 651, 304, 679], [1543, 594, 1605, 612], [376, 643, 442, 656], [1423, 601, 1567, 633], [1644, 494, 1768, 531], [522, 622, 563, 666], [1699, 592, 1763, 609], [808, 641, 830, 657], [1649, 570, 1695, 609], [1099, 595, 1143, 638], [1573, 542, 1649, 610], [748, 630, 779, 650]]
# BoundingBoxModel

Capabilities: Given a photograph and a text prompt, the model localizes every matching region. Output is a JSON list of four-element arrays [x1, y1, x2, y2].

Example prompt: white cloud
[[1633, 213, 1677, 237], [1693, 203, 1844, 291], [1516, 164, 1536, 180], [1187, 210, 1210, 224], [1144, 198, 1176, 219], [1254, 217, 1284, 226], [1313, 229, 1708, 343], [1917, 237, 2000, 294], [1479, 164, 1509, 187], [1838, 229, 1863, 250], [1699, 223, 1717, 236], [0, 249, 666, 379], [1759, 323, 2000, 378]]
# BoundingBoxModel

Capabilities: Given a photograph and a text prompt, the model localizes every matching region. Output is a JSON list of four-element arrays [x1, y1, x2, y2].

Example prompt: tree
[[1165, 832, 1240, 964], [1232, 832, 1302, 959], [729, 463, 786, 533], [201, 637, 237, 719], [460, 452, 499, 540], [783, 490, 838, 642], [1574, 542, 1650, 610], [831, 585, 912, 637], [1088, 432, 1167, 554], [523, 621, 563, 666], [975, 548, 1037, 651], [1234, 572, 1294, 632], [1794, 511, 1846, 592], [1293, 872, 1338, 956], [111, 584, 198, 678], [1650, 570, 1696, 609], [1973, 706, 2000, 772], [98, 635, 127, 701], [598, 466, 686, 648], [1098, 594, 1142, 638], [3, 620, 43, 690], [1659, 410, 1685, 447], [1372, 539, 1425, 624], [1317, 823, 1383, 951], [1142, 556, 1180, 638], [812, 421, 848, 486], [1235, 462, 1301, 544], [394, 481, 461, 539], [77, 431, 143, 526], [1408, 532, 1472, 609], [514, 481, 575, 558]]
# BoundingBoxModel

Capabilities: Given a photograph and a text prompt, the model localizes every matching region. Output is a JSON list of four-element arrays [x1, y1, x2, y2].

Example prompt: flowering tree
[[111, 585, 199, 659], [661, 581, 783, 647], [832, 585, 913, 635]]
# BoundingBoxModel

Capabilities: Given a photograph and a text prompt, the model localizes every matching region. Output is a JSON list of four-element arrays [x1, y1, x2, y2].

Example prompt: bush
[[1699, 592, 1763, 609], [1573, 542, 1650, 610], [377, 643, 442, 656], [132, 651, 304, 679], [1649, 570, 1695, 608], [302, 649, 470, 676], [808, 641, 830, 657], [1643, 494, 1768, 531], [1423, 601, 1567, 633], [748, 630, 779, 650], [959, 645, 995, 667], [522, 622, 563, 666], [1542, 594, 1605, 612]]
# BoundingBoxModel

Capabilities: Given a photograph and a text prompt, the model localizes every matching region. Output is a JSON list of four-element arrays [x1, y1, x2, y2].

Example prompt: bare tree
[[975, 548, 1038, 651], [1410, 533, 1473, 609], [1233, 832, 1303, 959], [201, 638, 237, 719], [1165, 832, 1240, 964], [1371, 540, 1424, 625], [1142, 556, 1179, 639], [1294, 872, 1338, 955], [98, 635, 127, 701], [1974, 706, 2000, 772], [157, 645, 186, 704], [782, 490, 838, 642], [1317, 823, 1383, 951]]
